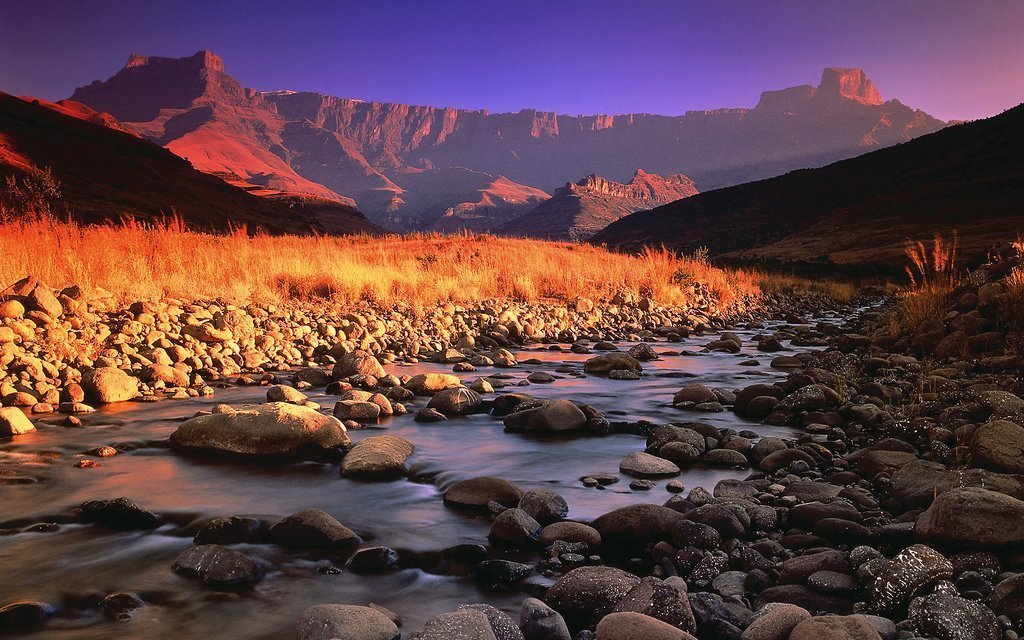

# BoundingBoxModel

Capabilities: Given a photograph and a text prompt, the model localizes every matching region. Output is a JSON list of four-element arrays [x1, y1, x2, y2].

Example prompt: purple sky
[[2, 0, 1022, 121]]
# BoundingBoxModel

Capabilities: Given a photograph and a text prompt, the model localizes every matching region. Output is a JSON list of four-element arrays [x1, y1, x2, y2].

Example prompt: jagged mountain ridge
[[69, 52, 947, 233], [501, 169, 698, 241], [591, 103, 1024, 269]]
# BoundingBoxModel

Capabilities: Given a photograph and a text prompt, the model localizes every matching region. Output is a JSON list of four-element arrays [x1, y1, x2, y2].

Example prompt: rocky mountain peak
[[124, 50, 225, 73], [817, 67, 883, 105]]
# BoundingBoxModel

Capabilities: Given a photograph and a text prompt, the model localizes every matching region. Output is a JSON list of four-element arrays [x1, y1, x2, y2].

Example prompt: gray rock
[[341, 435, 414, 478], [908, 593, 1001, 640], [544, 566, 640, 629], [269, 509, 360, 548], [520, 597, 571, 640], [444, 477, 524, 509], [296, 604, 400, 640], [171, 544, 264, 587], [518, 489, 569, 525]]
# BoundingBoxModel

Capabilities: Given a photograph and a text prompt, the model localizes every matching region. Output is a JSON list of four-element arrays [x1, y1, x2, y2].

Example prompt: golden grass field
[[0, 215, 772, 308]]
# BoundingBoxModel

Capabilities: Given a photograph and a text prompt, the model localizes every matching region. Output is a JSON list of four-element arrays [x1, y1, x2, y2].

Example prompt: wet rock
[[458, 604, 524, 640], [740, 603, 811, 640], [444, 477, 524, 509], [0, 601, 55, 628], [296, 604, 400, 640], [915, 487, 1024, 549], [503, 400, 587, 433], [991, 573, 1024, 618], [427, 387, 483, 416], [702, 448, 749, 466], [489, 508, 541, 545], [520, 597, 571, 640], [476, 560, 533, 586], [347, 546, 400, 573], [341, 435, 414, 478], [80, 497, 159, 530], [100, 592, 146, 622], [628, 343, 659, 361], [907, 593, 1001, 640], [754, 585, 854, 614], [685, 503, 749, 539], [867, 544, 952, 613], [0, 407, 34, 436], [518, 489, 569, 525], [170, 402, 349, 457], [269, 509, 361, 548], [595, 612, 697, 640], [673, 384, 718, 407], [583, 353, 642, 375], [787, 615, 882, 640], [410, 608, 497, 639], [415, 407, 448, 423], [613, 576, 697, 634], [891, 460, 1024, 508], [545, 565, 640, 630], [81, 367, 139, 404], [194, 516, 266, 545], [172, 544, 264, 587], [620, 452, 680, 477], [333, 400, 381, 422], [591, 504, 685, 548], [539, 522, 602, 548]]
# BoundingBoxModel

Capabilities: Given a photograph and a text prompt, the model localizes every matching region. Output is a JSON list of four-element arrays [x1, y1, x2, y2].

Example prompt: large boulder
[[591, 504, 685, 549], [969, 420, 1024, 473], [867, 544, 952, 613], [296, 604, 400, 640], [545, 566, 641, 630], [0, 407, 34, 436], [171, 545, 264, 588], [81, 367, 139, 404], [443, 477, 524, 509], [503, 400, 587, 433], [427, 387, 483, 416], [341, 435, 414, 478], [595, 612, 697, 640], [331, 350, 385, 379], [169, 403, 349, 457], [915, 487, 1024, 549]]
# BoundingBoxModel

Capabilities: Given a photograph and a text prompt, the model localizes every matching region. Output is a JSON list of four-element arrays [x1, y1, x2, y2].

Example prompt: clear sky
[[1, 0, 1022, 121]]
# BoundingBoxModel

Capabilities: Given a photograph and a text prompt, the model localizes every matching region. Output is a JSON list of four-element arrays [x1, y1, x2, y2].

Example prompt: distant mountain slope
[[0, 92, 379, 235], [69, 52, 947, 233], [592, 104, 1024, 267], [501, 169, 697, 241]]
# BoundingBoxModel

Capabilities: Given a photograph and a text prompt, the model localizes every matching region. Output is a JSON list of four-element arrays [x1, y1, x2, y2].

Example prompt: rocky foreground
[[1, 253, 1024, 640]]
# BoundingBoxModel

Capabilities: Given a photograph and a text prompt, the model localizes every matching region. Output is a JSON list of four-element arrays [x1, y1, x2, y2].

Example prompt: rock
[[269, 509, 360, 548], [539, 522, 602, 548], [755, 585, 854, 614], [613, 576, 697, 634], [907, 593, 1001, 640], [990, 573, 1024, 618], [427, 387, 483, 416], [969, 420, 1024, 473], [867, 544, 952, 613], [332, 350, 386, 379], [80, 497, 159, 530], [458, 604, 525, 640], [741, 604, 811, 640], [503, 400, 587, 433], [545, 566, 641, 630], [444, 477, 524, 509], [100, 592, 146, 621], [520, 597, 571, 640], [170, 402, 349, 456], [0, 407, 34, 436], [518, 489, 569, 525], [787, 615, 882, 640], [702, 448, 749, 466], [194, 516, 265, 545], [266, 385, 308, 404], [171, 544, 264, 587], [406, 373, 462, 394], [672, 384, 718, 407], [81, 367, 139, 404], [415, 407, 448, 422], [489, 508, 541, 545], [584, 353, 642, 375], [595, 612, 697, 640], [476, 560, 533, 585], [591, 504, 685, 548], [333, 400, 381, 422], [341, 435, 414, 478], [183, 323, 232, 343], [891, 460, 1024, 508], [916, 487, 1024, 549], [0, 601, 55, 628], [857, 450, 917, 477], [410, 609, 498, 640], [620, 452, 680, 477], [347, 546, 400, 573], [686, 503, 750, 539], [295, 604, 400, 640]]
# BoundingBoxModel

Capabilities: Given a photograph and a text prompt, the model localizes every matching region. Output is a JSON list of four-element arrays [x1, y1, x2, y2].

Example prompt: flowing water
[[0, 320, 823, 638]]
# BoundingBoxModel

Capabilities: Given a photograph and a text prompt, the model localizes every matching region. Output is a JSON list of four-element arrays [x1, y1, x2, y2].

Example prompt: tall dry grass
[[899, 234, 961, 329], [0, 216, 760, 308]]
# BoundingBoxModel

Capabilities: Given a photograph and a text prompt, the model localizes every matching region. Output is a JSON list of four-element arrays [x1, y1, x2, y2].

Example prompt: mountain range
[[66, 51, 946, 234], [592, 102, 1024, 271]]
